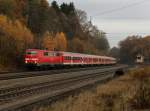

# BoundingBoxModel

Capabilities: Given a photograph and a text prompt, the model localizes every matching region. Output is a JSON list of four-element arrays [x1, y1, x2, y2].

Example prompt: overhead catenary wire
[[89, 0, 150, 36], [92, 0, 150, 17]]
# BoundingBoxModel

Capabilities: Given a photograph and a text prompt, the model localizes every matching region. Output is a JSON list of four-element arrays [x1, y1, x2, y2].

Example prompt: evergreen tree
[[60, 2, 75, 16], [69, 2, 75, 15], [51, 1, 60, 12], [27, 0, 50, 35]]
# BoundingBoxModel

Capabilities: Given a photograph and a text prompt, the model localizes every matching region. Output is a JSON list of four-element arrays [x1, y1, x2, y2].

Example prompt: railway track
[[0, 66, 115, 80], [0, 65, 128, 111]]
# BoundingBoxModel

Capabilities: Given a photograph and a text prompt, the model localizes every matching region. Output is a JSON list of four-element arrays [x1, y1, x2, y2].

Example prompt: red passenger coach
[[24, 49, 116, 67]]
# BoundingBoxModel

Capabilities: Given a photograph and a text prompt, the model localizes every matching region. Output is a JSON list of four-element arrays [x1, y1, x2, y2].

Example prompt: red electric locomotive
[[24, 49, 116, 67]]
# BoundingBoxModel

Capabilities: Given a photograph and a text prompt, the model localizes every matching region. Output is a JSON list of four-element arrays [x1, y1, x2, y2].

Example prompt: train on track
[[24, 49, 117, 67]]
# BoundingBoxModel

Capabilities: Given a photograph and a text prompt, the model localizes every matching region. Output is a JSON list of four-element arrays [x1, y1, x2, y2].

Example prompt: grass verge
[[34, 66, 150, 111]]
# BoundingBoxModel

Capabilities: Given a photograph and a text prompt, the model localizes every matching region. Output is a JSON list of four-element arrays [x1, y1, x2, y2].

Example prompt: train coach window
[[56, 53, 60, 56], [72, 57, 75, 60], [73, 57, 79, 60], [49, 52, 54, 56], [64, 56, 71, 60], [69, 57, 72, 60], [79, 57, 81, 60], [93, 58, 97, 62], [65, 56, 68, 60], [26, 51, 37, 55]]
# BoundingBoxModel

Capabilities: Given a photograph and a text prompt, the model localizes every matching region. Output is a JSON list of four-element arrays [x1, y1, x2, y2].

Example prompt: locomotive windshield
[[26, 51, 37, 55]]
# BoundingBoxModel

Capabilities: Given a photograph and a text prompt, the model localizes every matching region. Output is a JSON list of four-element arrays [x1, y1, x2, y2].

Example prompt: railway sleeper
[[0, 71, 114, 104], [0, 71, 116, 111]]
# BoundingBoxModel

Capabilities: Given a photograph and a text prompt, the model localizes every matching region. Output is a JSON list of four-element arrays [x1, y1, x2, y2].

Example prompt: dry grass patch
[[34, 66, 150, 111], [128, 67, 150, 109]]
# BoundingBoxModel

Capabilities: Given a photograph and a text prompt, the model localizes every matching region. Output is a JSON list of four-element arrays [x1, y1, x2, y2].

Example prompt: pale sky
[[48, 0, 150, 47]]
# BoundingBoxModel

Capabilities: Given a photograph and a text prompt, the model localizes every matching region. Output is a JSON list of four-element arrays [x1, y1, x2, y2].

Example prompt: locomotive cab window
[[26, 51, 37, 55], [49, 52, 54, 56]]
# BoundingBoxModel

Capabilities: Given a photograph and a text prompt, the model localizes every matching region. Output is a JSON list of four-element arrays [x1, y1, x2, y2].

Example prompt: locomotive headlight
[[25, 58, 30, 60], [31, 58, 38, 61], [25, 58, 38, 61]]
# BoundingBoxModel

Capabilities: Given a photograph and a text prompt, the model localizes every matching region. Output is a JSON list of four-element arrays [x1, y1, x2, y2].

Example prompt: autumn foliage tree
[[119, 35, 150, 64], [69, 38, 84, 53], [42, 31, 55, 50], [42, 32, 67, 51], [0, 0, 111, 69], [0, 15, 34, 65], [0, 0, 27, 23], [55, 32, 67, 51]]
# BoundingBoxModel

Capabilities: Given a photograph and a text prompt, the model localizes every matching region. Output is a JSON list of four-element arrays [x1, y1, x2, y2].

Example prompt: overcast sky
[[48, 0, 150, 47]]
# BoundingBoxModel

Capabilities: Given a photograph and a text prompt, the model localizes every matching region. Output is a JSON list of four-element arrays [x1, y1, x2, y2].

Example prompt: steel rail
[[0, 70, 113, 102], [0, 72, 113, 111], [0, 65, 128, 111], [0, 66, 126, 90], [0, 66, 114, 80]]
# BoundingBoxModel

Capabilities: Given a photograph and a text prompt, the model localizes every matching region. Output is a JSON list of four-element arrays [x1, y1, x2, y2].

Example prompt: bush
[[129, 67, 150, 109]]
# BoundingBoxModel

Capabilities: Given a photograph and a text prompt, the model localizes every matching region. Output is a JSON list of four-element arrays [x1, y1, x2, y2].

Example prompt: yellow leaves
[[42, 31, 55, 50], [55, 32, 67, 51], [0, 15, 34, 65], [0, 15, 10, 32], [71, 38, 84, 53], [0, 15, 34, 52], [42, 32, 67, 51], [13, 20, 33, 43]]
